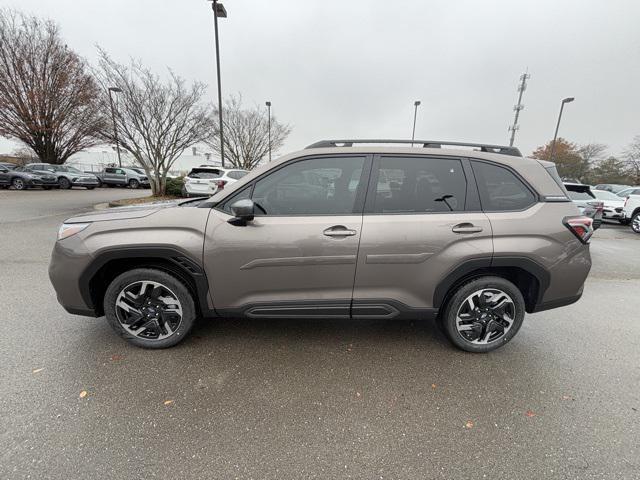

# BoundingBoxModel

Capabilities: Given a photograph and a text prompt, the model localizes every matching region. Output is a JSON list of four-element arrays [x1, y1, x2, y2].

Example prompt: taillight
[[563, 216, 594, 244], [213, 179, 227, 190]]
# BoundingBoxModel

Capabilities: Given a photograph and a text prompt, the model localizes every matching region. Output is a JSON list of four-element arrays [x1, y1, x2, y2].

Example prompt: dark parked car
[[25, 163, 99, 189], [564, 183, 603, 229], [0, 165, 59, 190]]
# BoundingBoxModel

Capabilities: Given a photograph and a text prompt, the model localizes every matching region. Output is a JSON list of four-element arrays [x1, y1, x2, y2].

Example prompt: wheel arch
[[433, 257, 550, 314], [80, 247, 213, 317]]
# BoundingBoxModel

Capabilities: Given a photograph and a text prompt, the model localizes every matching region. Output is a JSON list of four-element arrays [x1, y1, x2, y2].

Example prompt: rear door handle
[[452, 223, 483, 234], [323, 225, 357, 237]]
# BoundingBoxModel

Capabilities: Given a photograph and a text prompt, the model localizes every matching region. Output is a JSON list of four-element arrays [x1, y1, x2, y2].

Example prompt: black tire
[[58, 177, 71, 189], [86, 186, 95, 190], [11, 177, 26, 190], [631, 213, 640, 234], [128, 179, 140, 189], [104, 268, 196, 349], [440, 276, 525, 353]]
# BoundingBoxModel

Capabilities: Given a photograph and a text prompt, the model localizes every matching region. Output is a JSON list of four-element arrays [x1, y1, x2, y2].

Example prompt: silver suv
[[26, 163, 99, 189], [49, 140, 593, 352]]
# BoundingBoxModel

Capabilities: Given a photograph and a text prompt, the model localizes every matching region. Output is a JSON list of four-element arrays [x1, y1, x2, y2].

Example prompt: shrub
[[164, 176, 185, 197]]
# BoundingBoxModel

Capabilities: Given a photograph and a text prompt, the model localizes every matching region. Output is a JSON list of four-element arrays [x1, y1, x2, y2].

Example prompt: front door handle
[[452, 223, 483, 234], [323, 225, 357, 237]]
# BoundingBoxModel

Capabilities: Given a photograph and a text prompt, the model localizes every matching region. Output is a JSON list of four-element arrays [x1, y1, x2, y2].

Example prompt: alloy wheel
[[12, 178, 25, 190], [455, 288, 516, 345], [632, 214, 640, 233], [115, 280, 183, 340]]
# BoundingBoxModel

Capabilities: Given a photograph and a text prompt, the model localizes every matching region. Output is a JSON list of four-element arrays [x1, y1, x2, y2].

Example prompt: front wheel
[[11, 178, 26, 190], [439, 276, 525, 353], [58, 177, 71, 189], [631, 213, 640, 234], [103, 268, 196, 349], [128, 179, 140, 189]]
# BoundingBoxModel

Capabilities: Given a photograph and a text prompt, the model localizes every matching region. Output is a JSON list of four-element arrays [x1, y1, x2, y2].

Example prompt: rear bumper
[[531, 291, 583, 313], [72, 178, 100, 186]]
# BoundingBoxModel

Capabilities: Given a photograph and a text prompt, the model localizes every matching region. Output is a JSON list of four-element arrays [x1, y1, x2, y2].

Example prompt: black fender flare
[[432, 256, 550, 309], [79, 246, 214, 317]]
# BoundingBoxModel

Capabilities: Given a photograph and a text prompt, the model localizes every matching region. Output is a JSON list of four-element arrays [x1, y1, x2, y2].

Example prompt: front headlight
[[57, 223, 90, 240]]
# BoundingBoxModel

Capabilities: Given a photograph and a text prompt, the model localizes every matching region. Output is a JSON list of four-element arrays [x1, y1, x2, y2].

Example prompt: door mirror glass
[[228, 198, 255, 226]]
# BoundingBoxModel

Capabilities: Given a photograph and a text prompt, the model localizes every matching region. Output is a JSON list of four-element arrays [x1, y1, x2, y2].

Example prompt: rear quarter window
[[472, 161, 537, 211]]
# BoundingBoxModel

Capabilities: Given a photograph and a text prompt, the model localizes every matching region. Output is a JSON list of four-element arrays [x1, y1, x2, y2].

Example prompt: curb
[[94, 202, 110, 210]]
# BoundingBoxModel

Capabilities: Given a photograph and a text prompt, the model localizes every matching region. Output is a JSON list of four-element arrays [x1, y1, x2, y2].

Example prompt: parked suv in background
[[622, 194, 640, 233], [182, 166, 248, 197], [49, 140, 592, 353], [26, 163, 99, 189], [94, 167, 150, 189]]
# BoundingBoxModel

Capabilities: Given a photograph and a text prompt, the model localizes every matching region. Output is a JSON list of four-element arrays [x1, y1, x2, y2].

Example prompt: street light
[[265, 101, 272, 161], [549, 97, 575, 162], [411, 100, 421, 146], [107, 87, 123, 167], [208, 0, 227, 167]]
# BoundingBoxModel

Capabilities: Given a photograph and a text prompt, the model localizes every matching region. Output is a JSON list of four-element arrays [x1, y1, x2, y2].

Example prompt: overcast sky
[[2, 0, 639, 159]]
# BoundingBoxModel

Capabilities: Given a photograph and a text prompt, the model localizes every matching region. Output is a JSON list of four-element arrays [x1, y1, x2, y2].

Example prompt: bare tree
[[623, 135, 640, 184], [0, 9, 106, 164], [578, 143, 607, 166], [96, 51, 213, 195], [206, 95, 292, 170]]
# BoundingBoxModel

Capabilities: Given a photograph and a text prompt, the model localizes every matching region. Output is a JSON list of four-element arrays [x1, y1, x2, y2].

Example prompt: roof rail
[[305, 139, 522, 157]]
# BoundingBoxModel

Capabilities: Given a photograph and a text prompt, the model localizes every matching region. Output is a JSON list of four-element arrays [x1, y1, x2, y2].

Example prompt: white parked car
[[616, 186, 640, 198], [591, 189, 626, 222], [622, 194, 640, 232], [182, 166, 248, 198]]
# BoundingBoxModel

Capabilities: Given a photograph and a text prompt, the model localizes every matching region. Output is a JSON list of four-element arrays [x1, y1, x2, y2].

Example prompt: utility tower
[[508, 71, 531, 147]]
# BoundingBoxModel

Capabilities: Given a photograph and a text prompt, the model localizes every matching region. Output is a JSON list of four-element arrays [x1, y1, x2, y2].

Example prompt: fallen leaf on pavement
[[525, 410, 536, 417], [163, 400, 174, 405], [431, 384, 437, 389], [79, 390, 88, 398], [32, 368, 44, 374], [465, 420, 474, 429], [110, 354, 124, 361]]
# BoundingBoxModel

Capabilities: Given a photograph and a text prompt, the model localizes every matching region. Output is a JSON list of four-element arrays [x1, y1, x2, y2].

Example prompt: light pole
[[209, 0, 227, 167], [549, 97, 574, 162], [265, 101, 272, 161], [411, 100, 421, 146], [107, 87, 123, 167]]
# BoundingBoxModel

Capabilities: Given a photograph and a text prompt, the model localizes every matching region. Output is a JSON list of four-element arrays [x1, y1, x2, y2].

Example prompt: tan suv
[[49, 140, 593, 352]]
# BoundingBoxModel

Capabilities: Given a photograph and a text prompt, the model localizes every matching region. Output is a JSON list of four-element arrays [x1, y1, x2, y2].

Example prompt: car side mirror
[[228, 198, 255, 226]]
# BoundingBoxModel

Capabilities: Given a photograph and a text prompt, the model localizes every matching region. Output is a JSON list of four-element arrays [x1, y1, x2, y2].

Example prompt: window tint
[[472, 161, 536, 211], [251, 156, 365, 215], [106, 168, 115, 173], [372, 156, 466, 214], [566, 190, 595, 201]]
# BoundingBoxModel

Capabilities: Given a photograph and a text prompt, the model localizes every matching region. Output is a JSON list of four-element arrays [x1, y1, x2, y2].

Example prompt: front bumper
[[603, 208, 623, 219], [72, 177, 100, 187], [49, 237, 97, 317]]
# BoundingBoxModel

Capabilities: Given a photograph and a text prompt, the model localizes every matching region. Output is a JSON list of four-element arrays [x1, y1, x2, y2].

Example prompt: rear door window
[[472, 161, 537, 211], [370, 156, 467, 213]]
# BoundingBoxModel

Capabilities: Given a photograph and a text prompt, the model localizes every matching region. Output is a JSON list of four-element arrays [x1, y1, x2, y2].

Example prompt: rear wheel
[[11, 178, 26, 190], [104, 268, 196, 348], [440, 276, 525, 353], [58, 177, 71, 189], [128, 179, 139, 189], [631, 213, 640, 234]]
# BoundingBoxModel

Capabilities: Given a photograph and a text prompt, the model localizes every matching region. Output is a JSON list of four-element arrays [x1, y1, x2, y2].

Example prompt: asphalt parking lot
[[1, 189, 639, 480]]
